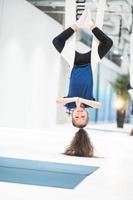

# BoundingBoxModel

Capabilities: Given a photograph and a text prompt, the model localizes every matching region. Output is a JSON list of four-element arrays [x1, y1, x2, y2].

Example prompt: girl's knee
[[107, 38, 113, 49]]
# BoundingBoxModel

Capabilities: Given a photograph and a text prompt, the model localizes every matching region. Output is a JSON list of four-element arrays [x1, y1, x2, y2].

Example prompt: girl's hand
[[79, 98, 102, 109], [56, 97, 81, 106], [56, 98, 67, 105], [76, 97, 81, 108]]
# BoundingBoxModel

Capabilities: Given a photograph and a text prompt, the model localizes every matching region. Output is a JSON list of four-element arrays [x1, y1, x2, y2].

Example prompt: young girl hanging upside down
[[52, 9, 113, 157]]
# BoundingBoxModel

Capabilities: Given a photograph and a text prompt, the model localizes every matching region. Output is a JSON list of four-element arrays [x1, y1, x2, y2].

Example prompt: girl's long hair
[[64, 128, 94, 157]]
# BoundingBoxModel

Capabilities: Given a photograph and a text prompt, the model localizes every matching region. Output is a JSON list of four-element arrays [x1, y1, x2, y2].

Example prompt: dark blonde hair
[[64, 128, 94, 157]]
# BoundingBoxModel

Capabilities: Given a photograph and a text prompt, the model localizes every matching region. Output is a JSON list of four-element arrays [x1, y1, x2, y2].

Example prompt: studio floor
[[0, 123, 133, 200]]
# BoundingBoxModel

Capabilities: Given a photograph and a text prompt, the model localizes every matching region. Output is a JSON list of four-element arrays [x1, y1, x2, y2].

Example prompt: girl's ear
[[69, 109, 73, 115], [66, 109, 72, 117]]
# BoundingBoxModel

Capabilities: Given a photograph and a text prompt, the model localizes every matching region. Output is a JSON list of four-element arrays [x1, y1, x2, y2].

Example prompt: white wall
[[130, 29, 133, 88], [0, 0, 63, 128]]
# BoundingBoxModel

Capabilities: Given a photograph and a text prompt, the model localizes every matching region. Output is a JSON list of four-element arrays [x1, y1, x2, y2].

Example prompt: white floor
[[0, 123, 133, 200]]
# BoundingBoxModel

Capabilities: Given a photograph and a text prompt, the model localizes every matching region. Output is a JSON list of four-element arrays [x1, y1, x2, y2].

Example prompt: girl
[[53, 9, 113, 128], [53, 9, 113, 157]]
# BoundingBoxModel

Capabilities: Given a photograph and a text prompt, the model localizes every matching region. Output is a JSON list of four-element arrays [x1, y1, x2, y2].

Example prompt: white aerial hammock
[[61, 0, 76, 69], [91, 0, 107, 74], [61, 0, 106, 70]]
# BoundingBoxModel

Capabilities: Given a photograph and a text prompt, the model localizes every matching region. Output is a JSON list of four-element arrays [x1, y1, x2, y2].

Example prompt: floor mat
[[0, 156, 99, 189]]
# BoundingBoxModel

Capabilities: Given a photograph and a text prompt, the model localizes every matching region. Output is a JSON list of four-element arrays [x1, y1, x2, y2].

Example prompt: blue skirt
[[65, 63, 95, 109]]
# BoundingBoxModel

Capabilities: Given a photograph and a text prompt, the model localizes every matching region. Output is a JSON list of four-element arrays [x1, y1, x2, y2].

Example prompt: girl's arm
[[56, 97, 102, 109], [56, 97, 78, 105], [79, 98, 102, 109]]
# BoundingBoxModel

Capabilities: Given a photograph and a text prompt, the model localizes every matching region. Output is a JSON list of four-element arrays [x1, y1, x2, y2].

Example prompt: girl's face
[[71, 107, 88, 127]]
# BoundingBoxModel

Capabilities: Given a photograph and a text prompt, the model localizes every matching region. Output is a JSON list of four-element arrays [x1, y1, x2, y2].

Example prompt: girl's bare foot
[[71, 23, 78, 31]]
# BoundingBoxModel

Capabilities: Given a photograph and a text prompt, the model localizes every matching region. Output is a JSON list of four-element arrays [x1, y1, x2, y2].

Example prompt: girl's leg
[[91, 26, 113, 59], [52, 25, 77, 53]]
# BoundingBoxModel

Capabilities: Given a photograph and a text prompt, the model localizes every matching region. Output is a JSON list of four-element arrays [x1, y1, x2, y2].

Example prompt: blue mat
[[0, 156, 99, 189]]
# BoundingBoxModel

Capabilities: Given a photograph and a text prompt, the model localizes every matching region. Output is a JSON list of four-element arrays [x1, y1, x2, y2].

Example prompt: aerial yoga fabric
[[61, 0, 107, 71], [61, 33, 76, 70], [91, 0, 106, 73], [62, 0, 76, 70]]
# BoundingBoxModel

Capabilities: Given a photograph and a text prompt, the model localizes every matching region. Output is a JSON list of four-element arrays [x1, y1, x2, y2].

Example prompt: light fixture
[[114, 97, 125, 110]]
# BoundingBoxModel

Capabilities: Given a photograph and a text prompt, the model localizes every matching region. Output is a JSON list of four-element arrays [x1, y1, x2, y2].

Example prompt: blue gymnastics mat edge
[[0, 156, 99, 175]]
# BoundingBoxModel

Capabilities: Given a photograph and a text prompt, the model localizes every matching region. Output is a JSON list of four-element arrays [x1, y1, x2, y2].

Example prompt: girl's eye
[[75, 116, 79, 118], [81, 116, 85, 118]]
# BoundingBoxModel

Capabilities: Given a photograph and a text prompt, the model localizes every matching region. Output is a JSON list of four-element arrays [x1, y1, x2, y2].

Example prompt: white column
[[128, 30, 133, 100], [130, 30, 133, 88], [0, 0, 4, 34], [91, 0, 106, 74]]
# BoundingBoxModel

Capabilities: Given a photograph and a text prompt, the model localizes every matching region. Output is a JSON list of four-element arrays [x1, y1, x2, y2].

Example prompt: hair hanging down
[[64, 128, 94, 157]]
